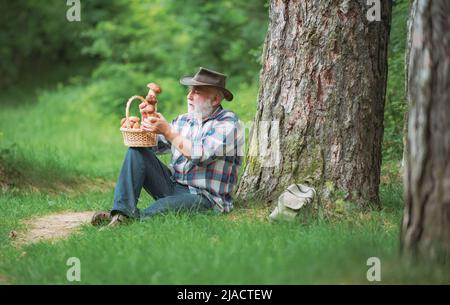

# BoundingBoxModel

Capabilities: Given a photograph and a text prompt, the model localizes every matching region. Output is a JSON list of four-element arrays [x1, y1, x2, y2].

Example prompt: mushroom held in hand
[[145, 82, 161, 105], [140, 82, 161, 120], [147, 82, 162, 94], [142, 104, 155, 113]]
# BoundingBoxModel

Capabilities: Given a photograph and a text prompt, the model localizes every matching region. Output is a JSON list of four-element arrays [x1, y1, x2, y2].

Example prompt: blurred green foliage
[[0, 0, 127, 86], [1, 0, 268, 91], [81, 0, 268, 113], [83, 1, 267, 82]]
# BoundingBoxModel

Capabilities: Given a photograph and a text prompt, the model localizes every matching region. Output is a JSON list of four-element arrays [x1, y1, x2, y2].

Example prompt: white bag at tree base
[[269, 184, 316, 222]]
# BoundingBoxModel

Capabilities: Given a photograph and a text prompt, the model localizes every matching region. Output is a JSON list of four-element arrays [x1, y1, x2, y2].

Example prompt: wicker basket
[[120, 95, 157, 147]]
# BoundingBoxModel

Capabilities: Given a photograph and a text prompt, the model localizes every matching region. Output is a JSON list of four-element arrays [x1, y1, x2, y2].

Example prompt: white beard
[[187, 99, 215, 119]]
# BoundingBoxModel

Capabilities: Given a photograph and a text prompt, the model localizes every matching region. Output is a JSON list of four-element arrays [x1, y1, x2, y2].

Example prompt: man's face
[[187, 86, 220, 118]]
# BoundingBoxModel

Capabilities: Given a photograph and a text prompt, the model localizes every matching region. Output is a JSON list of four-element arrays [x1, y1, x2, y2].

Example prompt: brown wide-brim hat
[[180, 67, 233, 101]]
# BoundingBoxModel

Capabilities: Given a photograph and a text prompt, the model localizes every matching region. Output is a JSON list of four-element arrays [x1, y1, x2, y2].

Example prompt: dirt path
[[13, 211, 95, 246], [9, 205, 271, 247]]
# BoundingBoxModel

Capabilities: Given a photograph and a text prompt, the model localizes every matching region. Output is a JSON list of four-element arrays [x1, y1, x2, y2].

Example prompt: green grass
[[0, 183, 448, 284], [1, 84, 123, 182]]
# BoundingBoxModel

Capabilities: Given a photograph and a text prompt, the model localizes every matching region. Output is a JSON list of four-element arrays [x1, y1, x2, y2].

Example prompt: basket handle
[[125, 95, 158, 128]]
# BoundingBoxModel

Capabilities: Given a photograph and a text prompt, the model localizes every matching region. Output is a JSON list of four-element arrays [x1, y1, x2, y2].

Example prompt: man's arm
[[142, 113, 193, 159], [143, 112, 243, 165], [163, 127, 193, 159]]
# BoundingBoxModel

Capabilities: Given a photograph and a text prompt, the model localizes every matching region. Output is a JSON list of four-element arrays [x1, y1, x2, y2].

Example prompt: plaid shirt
[[155, 106, 244, 213]]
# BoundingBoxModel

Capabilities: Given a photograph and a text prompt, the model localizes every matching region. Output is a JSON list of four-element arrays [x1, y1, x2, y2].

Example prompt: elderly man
[[92, 67, 243, 227]]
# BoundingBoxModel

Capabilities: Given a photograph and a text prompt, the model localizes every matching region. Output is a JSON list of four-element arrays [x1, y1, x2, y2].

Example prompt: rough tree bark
[[401, 0, 450, 261], [237, 0, 392, 209]]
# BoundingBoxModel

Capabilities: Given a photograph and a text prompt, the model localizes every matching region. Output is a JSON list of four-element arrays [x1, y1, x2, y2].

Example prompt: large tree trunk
[[237, 0, 392, 209], [401, 0, 450, 261]]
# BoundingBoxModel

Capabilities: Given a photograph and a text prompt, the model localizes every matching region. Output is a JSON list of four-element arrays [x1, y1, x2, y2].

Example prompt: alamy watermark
[[366, 257, 381, 282], [65, 1, 381, 23], [366, 0, 381, 22], [66, 0, 81, 22], [66, 257, 81, 282]]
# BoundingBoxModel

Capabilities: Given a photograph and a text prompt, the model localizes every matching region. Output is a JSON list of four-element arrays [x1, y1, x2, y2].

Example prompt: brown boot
[[91, 211, 111, 226]]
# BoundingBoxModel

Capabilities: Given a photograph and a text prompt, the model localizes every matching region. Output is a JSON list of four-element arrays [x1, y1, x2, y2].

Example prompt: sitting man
[[92, 67, 244, 227]]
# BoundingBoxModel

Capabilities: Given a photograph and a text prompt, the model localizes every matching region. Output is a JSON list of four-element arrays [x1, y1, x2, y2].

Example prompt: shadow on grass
[[0, 143, 114, 195]]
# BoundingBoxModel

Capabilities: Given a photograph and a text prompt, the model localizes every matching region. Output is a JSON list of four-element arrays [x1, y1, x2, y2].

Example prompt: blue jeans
[[111, 147, 213, 219]]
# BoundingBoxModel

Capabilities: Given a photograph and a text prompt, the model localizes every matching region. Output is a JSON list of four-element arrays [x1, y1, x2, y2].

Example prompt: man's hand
[[143, 112, 194, 159], [139, 101, 155, 114], [142, 112, 171, 137], [139, 101, 147, 112]]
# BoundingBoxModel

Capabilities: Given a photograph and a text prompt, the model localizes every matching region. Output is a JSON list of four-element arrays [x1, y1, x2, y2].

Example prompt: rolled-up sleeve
[[191, 118, 242, 166]]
